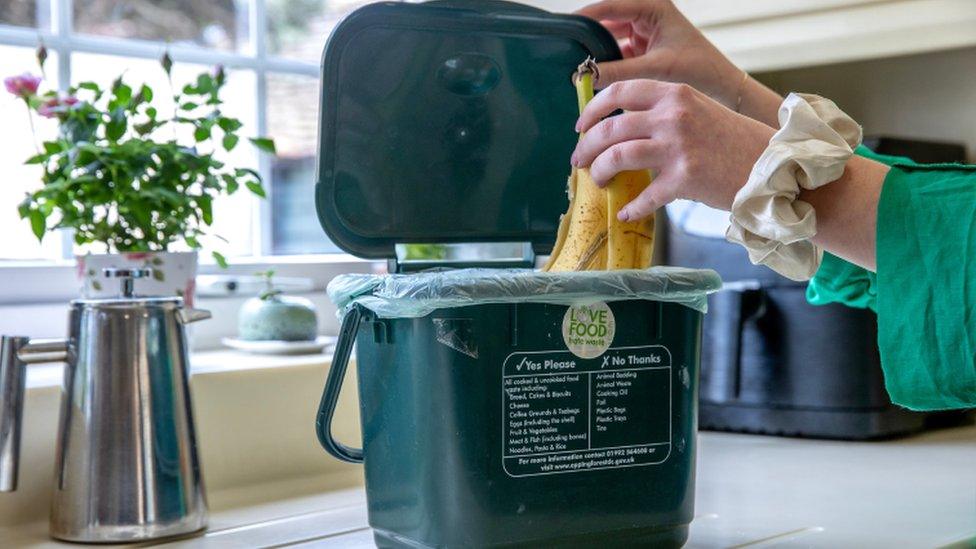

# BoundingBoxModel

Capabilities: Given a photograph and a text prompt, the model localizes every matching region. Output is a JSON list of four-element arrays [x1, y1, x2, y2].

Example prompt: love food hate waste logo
[[562, 302, 615, 359]]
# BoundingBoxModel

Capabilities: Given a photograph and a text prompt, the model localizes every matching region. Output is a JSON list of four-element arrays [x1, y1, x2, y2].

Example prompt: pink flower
[[37, 95, 79, 118], [4, 73, 41, 99]]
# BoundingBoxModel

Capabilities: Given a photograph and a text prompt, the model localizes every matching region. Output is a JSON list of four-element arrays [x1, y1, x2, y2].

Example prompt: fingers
[[576, 0, 644, 22], [602, 20, 633, 39], [589, 139, 663, 187], [618, 181, 675, 222], [618, 40, 636, 59], [576, 80, 670, 133], [573, 111, 656, 168], [594, 50, 669, 89]]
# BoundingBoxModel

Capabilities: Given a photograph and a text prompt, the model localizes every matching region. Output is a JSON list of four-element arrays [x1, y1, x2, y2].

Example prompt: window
[[0, 0, 383, 267]]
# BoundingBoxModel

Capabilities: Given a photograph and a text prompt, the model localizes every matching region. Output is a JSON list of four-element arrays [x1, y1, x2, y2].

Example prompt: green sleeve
[[876, 161, 976, 410], [807, 146, 976, 410], [807, 252, 877, 311]]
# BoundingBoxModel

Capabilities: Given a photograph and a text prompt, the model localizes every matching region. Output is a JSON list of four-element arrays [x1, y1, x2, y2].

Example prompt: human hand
[[577, 0, 782, 126], [571, 80, 775, 221]]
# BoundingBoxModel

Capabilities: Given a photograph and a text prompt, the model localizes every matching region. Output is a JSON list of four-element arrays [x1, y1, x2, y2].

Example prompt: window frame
[[0, 0, 376, 306]]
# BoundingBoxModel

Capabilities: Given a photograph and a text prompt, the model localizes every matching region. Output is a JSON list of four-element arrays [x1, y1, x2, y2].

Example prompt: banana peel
[[544, 59, 655, 272]]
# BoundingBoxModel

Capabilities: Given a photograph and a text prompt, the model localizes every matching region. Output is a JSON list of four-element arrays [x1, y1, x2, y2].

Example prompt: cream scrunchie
[[725, 93, 862, 281]]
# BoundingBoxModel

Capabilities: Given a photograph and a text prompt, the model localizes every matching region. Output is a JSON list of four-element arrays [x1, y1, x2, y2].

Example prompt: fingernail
[[617, 209, 629, 222], [570, 153, 579, 167], [575, 119, 582, 132]]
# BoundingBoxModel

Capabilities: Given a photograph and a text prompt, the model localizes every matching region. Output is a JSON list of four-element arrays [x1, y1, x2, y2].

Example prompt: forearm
[[801, 155, 889, 272], [736, 76, 783, 129]]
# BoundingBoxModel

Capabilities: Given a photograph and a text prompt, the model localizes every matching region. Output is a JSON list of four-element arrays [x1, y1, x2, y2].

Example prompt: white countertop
[[3, 424, 973, 548]]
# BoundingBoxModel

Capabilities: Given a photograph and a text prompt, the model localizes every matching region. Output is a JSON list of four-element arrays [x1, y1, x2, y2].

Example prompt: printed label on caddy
[[562, 302, 615, 359], [501, 345, 672, 478]]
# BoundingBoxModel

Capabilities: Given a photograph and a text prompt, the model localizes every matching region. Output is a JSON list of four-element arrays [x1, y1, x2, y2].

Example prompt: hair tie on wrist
[[725, 93, 863, 281]]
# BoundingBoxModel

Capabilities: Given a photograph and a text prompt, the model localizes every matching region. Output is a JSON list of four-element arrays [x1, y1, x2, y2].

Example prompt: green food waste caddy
[[313, 1, 722, 547]]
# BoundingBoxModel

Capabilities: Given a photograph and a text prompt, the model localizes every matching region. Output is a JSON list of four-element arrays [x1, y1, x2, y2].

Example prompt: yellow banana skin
[[544, 59, 655, 272]]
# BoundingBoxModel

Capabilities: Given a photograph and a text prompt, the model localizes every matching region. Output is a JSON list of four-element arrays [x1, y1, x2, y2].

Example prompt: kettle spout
[[177, 309, 212, 325]]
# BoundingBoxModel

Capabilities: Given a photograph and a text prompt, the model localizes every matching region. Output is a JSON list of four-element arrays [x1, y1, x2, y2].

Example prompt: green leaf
[[42, 141, 60, 154], [134, 120, 160, 135], [185, 235, 201, 248], [222, 174, 239, 194], [24, 154, 46, 165], [160, 52, 173, 75], [111, 82, 132, 108], [222, 134, 238, 151], [146, 106, 157, 119], [129, 202, 152, 227], [181, 101, 199, 111], [212, 251, 228, 268], [248, 137, 276, 154], [139, 84, 153, 103], [235, 167, 260, 179], [245, 181, 266, 198], [217, 116, 243, 132], [195, 73, 215, 94], [194, 126, 211, 142], [106, 109, 127, 141], [198, 195, 213, 225], [28, 209, 46, 241]]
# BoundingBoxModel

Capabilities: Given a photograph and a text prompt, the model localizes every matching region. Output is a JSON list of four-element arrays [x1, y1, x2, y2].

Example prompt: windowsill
[[0, 255, 378, 306], [26, 349, 337, 388]]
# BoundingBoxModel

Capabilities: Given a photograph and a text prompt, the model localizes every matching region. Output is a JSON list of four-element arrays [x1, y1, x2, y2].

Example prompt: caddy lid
[[315, 0, 620, 260]]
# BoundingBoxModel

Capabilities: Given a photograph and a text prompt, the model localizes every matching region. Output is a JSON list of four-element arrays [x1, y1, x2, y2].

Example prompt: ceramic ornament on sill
[[238, 270, 319, 342], [6, 46, 276, 301], [226, 269, 332, 355]]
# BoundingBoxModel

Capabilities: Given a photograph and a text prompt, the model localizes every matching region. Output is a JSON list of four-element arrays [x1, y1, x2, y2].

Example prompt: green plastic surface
[[315, 0, 621, 259], [353, 299, 701, 548]]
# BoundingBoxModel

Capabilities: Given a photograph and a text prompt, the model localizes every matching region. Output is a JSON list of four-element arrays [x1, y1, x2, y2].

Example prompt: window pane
[[71, 53, 259, 259], [267, 72, 338, 254], [73, 0, 246, 51], [267, 0, 373, 62], [0, 0, 37, 27], [0, 45, 62, 260]]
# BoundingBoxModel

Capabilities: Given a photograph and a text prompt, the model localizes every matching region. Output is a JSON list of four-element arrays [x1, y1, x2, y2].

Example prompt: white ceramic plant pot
[[76, 251, 199, 305]]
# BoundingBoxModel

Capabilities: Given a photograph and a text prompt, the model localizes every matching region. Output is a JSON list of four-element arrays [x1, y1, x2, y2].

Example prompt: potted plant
[[5, 48, 276, 304]]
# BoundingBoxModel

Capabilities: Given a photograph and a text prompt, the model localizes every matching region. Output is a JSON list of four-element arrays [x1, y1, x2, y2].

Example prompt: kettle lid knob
[[102, 267, 152, 298]]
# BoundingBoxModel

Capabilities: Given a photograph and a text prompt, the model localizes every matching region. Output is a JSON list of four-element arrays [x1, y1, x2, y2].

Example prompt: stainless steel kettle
[[0, 267, 210, 542]]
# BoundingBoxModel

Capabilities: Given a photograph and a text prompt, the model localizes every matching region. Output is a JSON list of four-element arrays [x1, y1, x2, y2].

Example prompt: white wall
[[521, 0, 586, 12], [525, 1, 976, 161], [758, 47, 976, 162]]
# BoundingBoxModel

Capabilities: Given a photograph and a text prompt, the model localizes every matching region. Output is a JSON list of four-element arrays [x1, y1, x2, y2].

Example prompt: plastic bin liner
[[329, 267, 722, 319]]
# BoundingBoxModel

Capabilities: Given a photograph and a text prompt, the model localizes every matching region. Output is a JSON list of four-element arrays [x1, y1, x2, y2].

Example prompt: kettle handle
[[315, 305, 365, 464], [0, 336, 69, 492], [0, 337, 29, 492]]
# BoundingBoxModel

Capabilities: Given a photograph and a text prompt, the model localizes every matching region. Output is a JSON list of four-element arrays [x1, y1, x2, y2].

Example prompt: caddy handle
[[315, 305, 366, 464]]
